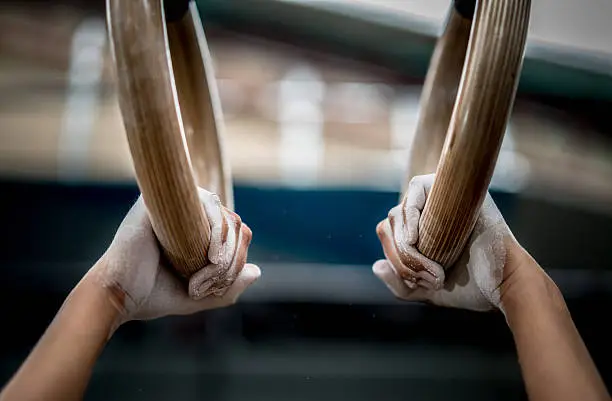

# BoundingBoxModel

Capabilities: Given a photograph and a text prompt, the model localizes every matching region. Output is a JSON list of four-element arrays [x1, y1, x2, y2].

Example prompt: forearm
[[0, 263, 122, 401], [502, 250, 610, 401]]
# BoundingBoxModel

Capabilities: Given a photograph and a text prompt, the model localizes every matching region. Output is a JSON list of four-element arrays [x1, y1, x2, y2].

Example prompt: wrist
[[499, 240, 563, 319], [83, 258, 130, 332]]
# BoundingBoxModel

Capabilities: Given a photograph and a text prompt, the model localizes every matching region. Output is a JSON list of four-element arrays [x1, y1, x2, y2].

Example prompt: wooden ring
[[107, 0, 232, 277], [407, 0, 531, 268]]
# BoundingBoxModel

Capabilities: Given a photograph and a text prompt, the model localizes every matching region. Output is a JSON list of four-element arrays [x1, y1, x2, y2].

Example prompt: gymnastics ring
[[407, 0, 531, 268], [107, 0, 232, 277]]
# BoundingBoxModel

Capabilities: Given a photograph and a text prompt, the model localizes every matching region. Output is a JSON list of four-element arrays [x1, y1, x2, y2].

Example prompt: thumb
[[159, 264, 261, 317], [209, 263, 261, 307], [373, 259, 428, 302]]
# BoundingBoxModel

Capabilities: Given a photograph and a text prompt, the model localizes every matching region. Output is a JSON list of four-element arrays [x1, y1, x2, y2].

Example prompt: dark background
[[0, 179, 611, 400]]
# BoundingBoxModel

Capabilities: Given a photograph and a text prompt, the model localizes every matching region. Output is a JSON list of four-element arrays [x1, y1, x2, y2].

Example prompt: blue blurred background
[[1, 1, 612, 400]]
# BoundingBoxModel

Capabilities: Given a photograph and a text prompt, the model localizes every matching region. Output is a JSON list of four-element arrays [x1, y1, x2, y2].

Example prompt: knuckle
[[388, 205, 401, 219], [241, 224, 253, 243], [222, 207, 239, 222], [409, 174, 434, 189], [230, 210, 242, 225], [409, 174, 425, 188], [376, 220, 387, 238], [225, 210, 243, 233], [388, 213, 395, 229]]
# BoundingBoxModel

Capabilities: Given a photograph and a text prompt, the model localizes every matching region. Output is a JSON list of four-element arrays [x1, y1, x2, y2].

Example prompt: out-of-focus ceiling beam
[[196, 0, 612, 101]]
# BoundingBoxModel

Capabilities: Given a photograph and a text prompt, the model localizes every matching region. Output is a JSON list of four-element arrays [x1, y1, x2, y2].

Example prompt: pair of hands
[[91, 174, 518, 324]]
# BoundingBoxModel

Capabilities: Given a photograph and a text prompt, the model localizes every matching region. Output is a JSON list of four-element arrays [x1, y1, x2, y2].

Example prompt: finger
[[386, 206, 444, 287], [222, 209, 241, 265], [388, 205, 414, 251], [206, 263, 261, 308], [404, 175, 429, 212], [188, 262, 226, 300], [396, 246, 445, 291], [388, 203, 419, 255], [210, 208, 241, 270], [233, 223, 253, 275], [199, 188, 224, 264], [377, 219, 419, 288], [208, 221, 251, 298], [378, 218, 445, 290], [188, 219, 251, 300], [187, 210, 239, 300], [372, 259, 425, 301], [402, 177, 428, 245], [176, 264, 261, 316], [404, 205, 421, 246]]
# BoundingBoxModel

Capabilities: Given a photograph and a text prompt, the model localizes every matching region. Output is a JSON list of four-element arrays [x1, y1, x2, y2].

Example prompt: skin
[[375, 233, 610, 401], [502, 245, 610, 401], [1, 180, 608, 400], [375, 174, 611, 401], [0, 191, 259, 401], [0, 265, 123, 401], [0, 262, 260, 401]]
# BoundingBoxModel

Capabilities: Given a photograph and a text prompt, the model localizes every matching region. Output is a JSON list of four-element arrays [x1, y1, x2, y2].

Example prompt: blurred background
[[1, 0, 612, 400]]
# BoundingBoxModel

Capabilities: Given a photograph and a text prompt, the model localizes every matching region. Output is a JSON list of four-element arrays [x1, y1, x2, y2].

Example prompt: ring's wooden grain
[[415, 0, 531, 268], [107, 0, 231, 277], [403, 7, 471, 191], [167, 3, 233, 210]]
